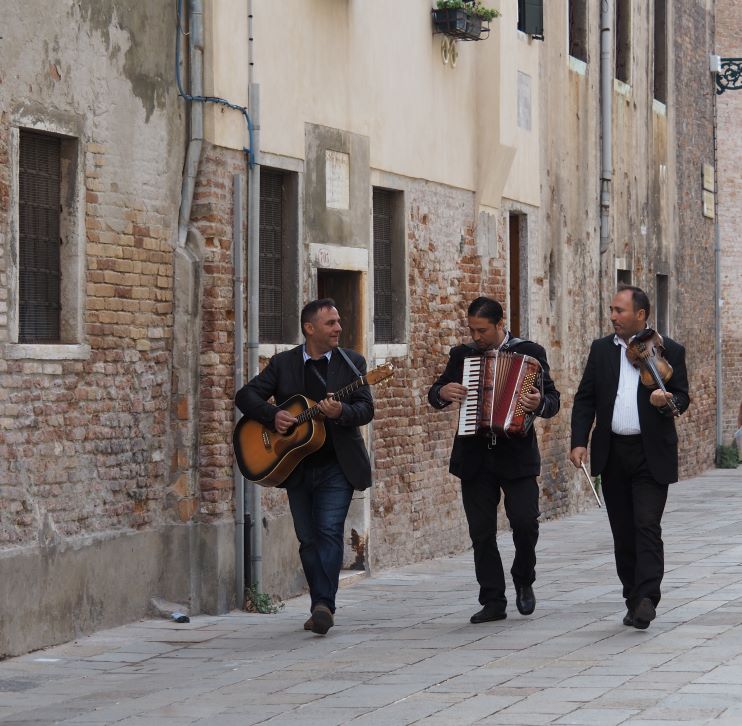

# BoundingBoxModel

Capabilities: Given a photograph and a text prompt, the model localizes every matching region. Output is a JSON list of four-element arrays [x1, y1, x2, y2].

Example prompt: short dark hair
[[467, 296, 504, 325], [300, 298, 337, 336], [617, 285, 650, 318]]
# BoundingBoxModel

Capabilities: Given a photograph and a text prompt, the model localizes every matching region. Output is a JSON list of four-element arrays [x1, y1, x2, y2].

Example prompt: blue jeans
[[287, 461, 354, 613]]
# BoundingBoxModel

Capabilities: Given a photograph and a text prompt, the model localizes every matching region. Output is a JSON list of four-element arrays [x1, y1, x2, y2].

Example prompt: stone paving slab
[[1, 468, 742, 725]]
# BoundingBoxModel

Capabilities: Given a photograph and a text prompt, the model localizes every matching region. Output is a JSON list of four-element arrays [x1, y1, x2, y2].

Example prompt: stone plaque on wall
[[517, 71, 532, 131], [325, 150, 350, 210]]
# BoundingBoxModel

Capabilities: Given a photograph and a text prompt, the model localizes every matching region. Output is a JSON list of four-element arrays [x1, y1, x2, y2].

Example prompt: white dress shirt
[[611, 334, 642, 435]]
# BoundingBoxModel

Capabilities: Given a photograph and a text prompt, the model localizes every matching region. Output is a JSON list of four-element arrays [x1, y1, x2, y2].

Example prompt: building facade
[[0, 0, 722, 656], [716, 0, 742, 451]]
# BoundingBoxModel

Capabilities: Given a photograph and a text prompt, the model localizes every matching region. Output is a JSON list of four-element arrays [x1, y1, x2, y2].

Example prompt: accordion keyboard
[[458, 356, 482, 436]]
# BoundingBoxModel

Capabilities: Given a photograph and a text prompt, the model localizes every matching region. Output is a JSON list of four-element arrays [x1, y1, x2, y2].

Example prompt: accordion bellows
[[458, 351, 543, 438]]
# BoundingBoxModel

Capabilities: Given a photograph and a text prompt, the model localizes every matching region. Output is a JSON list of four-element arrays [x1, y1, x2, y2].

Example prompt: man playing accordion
[[428, 296, 560, 624]]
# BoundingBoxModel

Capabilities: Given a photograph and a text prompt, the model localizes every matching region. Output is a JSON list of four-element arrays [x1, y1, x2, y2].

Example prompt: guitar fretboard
[[295, 376, 367, 423]]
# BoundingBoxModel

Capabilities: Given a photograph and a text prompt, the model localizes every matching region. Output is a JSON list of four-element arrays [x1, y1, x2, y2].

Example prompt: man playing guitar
[[235, 299, 374, 636]]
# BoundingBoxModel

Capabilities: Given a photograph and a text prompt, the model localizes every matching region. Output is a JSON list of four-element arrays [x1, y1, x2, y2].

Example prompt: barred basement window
[[372, 187, 405, 344], [19, 130, 62, 343], [259, 169, 283, 343], [257, 166, 299, 344], [373, 189, 393, 343]]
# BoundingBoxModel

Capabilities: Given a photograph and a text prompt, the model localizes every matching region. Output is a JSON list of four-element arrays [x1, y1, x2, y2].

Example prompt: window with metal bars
[[373, 189, 394, 343], [569, 0, 588, 62], [19, 130, 62, 343], [615, 0, 631, 83], [259, 169, 284, 343]]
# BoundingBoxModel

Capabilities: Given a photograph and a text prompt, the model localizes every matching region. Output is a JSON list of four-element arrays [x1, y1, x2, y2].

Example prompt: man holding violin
[[570, 285, 690, 630]]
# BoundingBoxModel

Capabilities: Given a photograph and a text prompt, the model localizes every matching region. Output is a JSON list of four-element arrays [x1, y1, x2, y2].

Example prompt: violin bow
[[580, 462, 602, 508]]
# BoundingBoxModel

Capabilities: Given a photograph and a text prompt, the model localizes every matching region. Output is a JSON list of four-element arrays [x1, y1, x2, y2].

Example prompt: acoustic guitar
[[233, 362, 394, 487]]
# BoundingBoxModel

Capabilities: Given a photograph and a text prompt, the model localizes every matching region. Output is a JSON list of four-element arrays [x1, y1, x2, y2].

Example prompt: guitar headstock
[[365, 362, 394, 385]]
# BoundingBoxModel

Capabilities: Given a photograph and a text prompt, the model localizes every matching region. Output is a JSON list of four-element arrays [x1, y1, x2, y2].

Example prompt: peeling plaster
[[77, 0, 173, 122]]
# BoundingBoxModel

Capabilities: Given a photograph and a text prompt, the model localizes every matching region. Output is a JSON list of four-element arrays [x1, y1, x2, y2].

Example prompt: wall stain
[[77, 0, 174, 122]]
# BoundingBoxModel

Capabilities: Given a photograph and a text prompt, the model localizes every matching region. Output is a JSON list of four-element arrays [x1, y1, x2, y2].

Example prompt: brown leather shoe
[[303, 616, 313, 631], [310, 604, 334, 635]]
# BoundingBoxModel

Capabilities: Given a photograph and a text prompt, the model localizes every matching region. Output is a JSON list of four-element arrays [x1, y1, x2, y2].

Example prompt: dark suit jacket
[[428, 338, 561, 480], [570, 334, 690, 485], [235, 346, 374, 490]]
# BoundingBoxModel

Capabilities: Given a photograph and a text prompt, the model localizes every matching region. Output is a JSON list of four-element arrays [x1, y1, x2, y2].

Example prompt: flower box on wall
[[431, 7, 488, 41]]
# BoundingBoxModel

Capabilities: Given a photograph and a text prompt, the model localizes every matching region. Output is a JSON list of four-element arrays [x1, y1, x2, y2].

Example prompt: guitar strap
[[337, 347, 363, 378]]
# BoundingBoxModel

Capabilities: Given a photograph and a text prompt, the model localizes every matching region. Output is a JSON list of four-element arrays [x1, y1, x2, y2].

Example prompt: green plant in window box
[[435, 0, 500, 22]]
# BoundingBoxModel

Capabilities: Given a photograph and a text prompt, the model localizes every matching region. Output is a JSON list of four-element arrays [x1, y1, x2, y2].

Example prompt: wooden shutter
[[19, 130, 62, 343], [518, 0, 544, 37]]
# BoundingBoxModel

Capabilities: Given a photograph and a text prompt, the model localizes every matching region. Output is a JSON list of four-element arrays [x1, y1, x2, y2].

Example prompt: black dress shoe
[[622, 610, 634, 626], [632, 598, 656, 630], [516, 585, 536, 615], [470, 603, 507, 624]]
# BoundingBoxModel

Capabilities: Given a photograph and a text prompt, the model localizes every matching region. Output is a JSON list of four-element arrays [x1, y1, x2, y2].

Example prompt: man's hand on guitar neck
[[317, 395, 342, 420], [274, 409, 298, 434]]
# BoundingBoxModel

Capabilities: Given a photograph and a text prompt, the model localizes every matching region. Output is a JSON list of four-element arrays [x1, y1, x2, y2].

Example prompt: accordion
[[457, 350, 543, 438]]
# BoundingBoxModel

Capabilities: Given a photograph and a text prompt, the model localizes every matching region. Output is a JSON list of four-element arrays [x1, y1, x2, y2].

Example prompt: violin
[[625, 328, 680, 417]]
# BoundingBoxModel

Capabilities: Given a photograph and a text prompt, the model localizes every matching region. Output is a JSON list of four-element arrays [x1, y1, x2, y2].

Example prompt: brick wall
[[371, 183, 481, 567], [0, 1, 185, 545], [188, 145, 244, 520], [0, 132, 179, 545], [673, 0, 717, 475], [717, 0, 742, 446]]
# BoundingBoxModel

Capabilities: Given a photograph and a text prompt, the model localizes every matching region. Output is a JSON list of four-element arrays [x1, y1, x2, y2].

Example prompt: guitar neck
[[295, 376, 366, 424]]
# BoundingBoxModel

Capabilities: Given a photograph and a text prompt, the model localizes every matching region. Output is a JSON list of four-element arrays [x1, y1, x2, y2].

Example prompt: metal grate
[[259, 169, 283, 342], [19, 130, 62, 343], [373, 189, 393, 343]]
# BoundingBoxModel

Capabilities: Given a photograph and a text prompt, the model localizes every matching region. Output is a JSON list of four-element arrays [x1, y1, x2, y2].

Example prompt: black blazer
[[428, 338, 561, 481], [570, 334, 690, 485], [235, 346, 374, 490]]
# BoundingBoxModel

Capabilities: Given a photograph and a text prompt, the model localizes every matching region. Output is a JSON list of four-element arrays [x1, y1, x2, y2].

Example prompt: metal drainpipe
[[233, 174, 246, 607], [599, 0, 613, 258], [178, 0, 204, 247], [246, 0, 263, 592]]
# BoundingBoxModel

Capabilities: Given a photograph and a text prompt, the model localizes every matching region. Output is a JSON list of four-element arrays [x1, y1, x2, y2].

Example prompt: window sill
[[373, 343, 408, 359], [258, 343, 299, 358], [652, 99, 667, 116], [2, 343, 92, 360], [613, 78, 632, 98], [569, 56, 587, 75]]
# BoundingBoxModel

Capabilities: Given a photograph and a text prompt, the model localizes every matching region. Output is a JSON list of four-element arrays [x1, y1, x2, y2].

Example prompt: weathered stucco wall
[[204, 0, 541, 210], [0, 0, 191, 657]]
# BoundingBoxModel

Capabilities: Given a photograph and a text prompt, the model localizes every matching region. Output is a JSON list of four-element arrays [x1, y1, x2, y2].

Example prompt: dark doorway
[[317, 269, 364, 354], [509, 213, 523, 337]]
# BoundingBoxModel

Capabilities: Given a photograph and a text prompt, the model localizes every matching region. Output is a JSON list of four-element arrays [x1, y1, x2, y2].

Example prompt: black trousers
[[602, 433, 669, 610], [460, 471, 540, 609]]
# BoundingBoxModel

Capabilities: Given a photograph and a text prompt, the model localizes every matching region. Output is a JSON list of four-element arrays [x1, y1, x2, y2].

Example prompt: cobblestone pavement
[[1, 469, 741, 725]]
